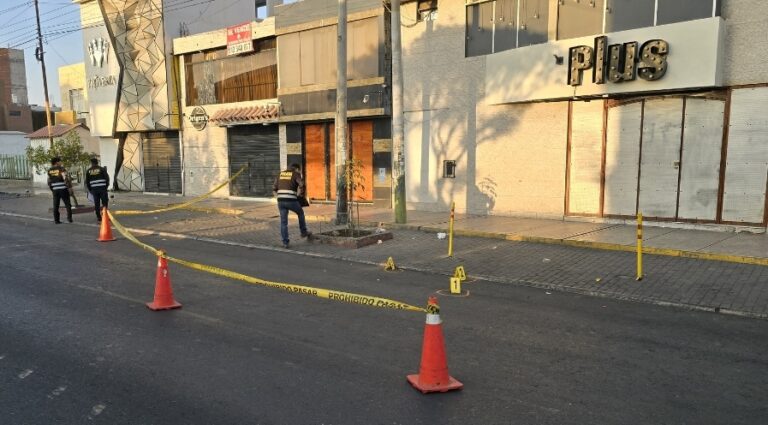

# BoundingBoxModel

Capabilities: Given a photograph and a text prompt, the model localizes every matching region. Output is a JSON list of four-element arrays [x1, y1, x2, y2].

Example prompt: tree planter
[[313, 228, 393, 249]]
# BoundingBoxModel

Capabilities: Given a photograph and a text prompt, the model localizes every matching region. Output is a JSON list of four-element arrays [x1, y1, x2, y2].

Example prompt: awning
[[209, 105, 280, 126]]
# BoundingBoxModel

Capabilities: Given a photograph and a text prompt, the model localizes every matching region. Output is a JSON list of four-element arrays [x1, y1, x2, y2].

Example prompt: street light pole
[[335, 0, 349, 224], [33, 0, 54, 146], [391, 0, 407, 223]]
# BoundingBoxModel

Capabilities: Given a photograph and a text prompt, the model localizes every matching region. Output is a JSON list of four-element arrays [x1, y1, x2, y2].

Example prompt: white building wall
[[402, 0, 567, 217], [722, 0, 768, 86], [0, 131, 29, 155]]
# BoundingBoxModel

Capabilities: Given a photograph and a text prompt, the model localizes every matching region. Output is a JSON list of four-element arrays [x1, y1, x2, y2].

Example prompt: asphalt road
[[1, 215, 767, 425]]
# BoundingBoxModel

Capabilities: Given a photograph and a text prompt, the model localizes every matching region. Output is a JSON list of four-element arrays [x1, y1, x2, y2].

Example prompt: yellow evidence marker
[[453, 265, 466, 281], [384, 256, 397, 271], [450, 277, 462, 294]]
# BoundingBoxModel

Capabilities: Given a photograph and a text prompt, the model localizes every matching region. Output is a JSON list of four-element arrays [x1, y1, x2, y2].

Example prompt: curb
[[355, 220, 768, 267], [2, 210, 766, 321]]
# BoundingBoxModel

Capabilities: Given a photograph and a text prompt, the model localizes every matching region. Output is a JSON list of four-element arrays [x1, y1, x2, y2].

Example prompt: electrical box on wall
[[443, 160, 456, 178]]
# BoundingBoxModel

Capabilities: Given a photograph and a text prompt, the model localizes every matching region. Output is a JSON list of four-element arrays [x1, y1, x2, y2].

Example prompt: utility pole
[[391, 0, 407, 223], [33, 0, 54, 146], [335, 0, 349, 224]]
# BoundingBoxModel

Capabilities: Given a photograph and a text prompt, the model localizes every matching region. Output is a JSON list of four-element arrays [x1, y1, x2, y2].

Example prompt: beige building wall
[[58, 63, 86, 115], [722, 0, 768, 85], [401, 0, 567, 217], [175, 20, 278, 198]]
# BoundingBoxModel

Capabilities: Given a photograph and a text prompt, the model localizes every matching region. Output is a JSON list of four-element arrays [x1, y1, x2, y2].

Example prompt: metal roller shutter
[[604, 102, 642, 216], [677, 97, 724, 221], [228, 125, 280, 198], [722, 87, 768, 224], [142, 132, 182, 194], [568, 101, 604, 216], [638, 98, 684, 219]]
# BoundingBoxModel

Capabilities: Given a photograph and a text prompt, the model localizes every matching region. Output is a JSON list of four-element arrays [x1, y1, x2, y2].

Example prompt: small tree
[[344, 158, 367, 234], [26, 131, 96, 176]]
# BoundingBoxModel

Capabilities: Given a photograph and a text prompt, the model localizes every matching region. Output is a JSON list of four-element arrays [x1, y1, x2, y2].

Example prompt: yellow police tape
[[107, 210, 427, 314], [114, 165, 248, 216]]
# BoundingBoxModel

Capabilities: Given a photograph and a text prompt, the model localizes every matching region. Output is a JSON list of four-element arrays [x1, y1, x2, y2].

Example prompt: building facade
[[171, 0, 392, 205], [75, 0, 260, 193], [0, 48, 33, 133], [400, 0, 768, 228], [274, 0, 392, 207], [174, 19, 280, 199]]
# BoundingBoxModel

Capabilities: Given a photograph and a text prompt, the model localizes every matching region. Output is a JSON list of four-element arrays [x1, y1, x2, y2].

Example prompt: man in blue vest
[[272, 163, 311, 248]]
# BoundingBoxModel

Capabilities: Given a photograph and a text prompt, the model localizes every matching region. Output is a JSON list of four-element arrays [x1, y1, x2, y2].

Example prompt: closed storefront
[[304, 120, 374, 202], [228, 125, 280, 198], [142, 132, 182, 194], [567, 89, 767, 226]]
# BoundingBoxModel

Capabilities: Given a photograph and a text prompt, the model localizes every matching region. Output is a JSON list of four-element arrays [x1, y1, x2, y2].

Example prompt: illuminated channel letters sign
[[568, 37, 669, 86]]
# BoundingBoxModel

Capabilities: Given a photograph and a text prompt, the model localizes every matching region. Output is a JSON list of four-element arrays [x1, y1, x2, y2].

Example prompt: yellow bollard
[[636, 212, 643, 281], [448, 201, 455, 257], [450, 277, 462, 294]]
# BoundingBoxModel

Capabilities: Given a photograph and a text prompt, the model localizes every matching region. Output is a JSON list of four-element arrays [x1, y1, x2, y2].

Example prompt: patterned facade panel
[[99, 0, 174, 132]]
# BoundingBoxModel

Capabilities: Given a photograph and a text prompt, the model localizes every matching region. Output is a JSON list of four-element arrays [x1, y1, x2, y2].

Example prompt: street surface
[[1, 215, 767, 424]]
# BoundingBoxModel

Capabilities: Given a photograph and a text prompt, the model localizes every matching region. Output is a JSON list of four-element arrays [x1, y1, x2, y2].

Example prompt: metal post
[[448, 201, 455, 257], [335, 0, 349, 225], [391, 0, 407, 223], [636, 212, 643, 281], [33, 0, 54, 147]]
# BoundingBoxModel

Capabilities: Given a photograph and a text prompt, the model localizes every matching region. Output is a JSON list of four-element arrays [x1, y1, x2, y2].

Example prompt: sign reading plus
[[568, 37, 669, 86]]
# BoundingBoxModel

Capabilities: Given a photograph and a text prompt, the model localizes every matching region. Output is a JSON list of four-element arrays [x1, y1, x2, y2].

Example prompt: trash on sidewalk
[[543, 258, 551, 263], [437, 232, 447, 240]]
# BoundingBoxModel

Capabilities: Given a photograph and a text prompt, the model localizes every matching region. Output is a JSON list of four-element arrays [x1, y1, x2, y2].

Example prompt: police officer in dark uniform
[[272, 163, 311, 248], [85, 157, 110, 222], [47, 157, 72, 224]]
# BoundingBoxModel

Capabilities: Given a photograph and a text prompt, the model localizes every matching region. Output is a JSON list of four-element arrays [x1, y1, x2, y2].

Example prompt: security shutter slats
[[228, 126, 280, 198], [604, 102, 642, 216], [568, 101, 604, 216], [638, 98, 684, 218], [142, 133, 182, 194], [677, 98, 724, 221], [722, 87, 768, 223]]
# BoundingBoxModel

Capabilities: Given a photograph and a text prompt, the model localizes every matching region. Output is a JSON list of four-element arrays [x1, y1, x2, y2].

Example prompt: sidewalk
[[1, 184, 767, 319]]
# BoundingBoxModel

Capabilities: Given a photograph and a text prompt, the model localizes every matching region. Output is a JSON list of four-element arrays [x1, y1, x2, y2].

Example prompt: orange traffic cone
[[97, 207, 116, 242], [407, 296, 463, 393], [146, 251, 182, 311]]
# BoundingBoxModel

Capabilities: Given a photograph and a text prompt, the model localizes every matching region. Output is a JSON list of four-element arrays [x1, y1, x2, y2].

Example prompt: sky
[[0, 0, 85, 107]]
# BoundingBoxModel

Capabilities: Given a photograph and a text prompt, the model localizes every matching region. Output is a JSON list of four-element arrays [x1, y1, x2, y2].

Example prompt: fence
[[0, 155, 31, 180]]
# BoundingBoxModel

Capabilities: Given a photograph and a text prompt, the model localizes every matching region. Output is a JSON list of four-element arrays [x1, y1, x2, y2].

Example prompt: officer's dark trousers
[[52, 189, 72, 223], [91, 189, 109, 220]]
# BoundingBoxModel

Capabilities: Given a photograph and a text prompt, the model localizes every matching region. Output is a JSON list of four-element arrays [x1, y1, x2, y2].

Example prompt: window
[[417, 0, 438, 22], [184, 38, 277, 106], [69, 89, 85, 114], [605, 0, 655, 32], [557, 0, 605, 40], [255, 0, 267, 19], [465, 0, 549, 57], [657, 0, 716, 25]]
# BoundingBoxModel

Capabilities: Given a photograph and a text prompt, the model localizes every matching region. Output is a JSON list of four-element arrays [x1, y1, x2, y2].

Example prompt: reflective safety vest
[[86, 165, 109, 191], [47, 166, 68, 191], [273, 169, 303, 200]]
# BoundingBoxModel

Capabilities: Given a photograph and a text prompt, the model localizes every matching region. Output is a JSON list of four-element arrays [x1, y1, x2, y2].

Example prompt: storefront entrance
[[228, 125, 280, 198], [142, 132, 182, 194], [304, 120, 373, 202]]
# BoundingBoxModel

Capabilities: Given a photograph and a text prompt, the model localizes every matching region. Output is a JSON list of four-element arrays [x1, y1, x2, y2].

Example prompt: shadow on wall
[[403, 15, 563, 216]]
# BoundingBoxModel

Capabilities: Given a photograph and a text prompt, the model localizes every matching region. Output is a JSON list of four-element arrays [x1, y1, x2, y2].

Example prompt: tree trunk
[[112, 133, 127, 191]]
